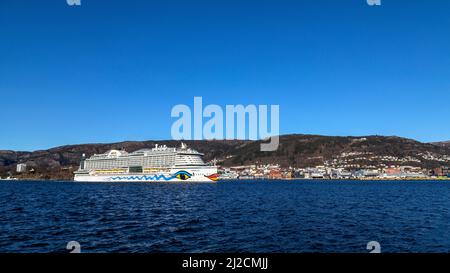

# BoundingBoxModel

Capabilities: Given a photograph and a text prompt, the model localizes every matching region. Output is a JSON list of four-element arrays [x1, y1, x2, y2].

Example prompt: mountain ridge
[[1, 134, 450, 180]]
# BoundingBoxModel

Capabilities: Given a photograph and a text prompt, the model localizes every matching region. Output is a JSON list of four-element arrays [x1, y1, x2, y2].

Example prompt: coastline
[[2, 177, 450, 183]]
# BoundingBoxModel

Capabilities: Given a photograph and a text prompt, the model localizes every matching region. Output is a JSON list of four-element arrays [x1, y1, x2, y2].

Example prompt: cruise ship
[[74, 143, 218, 182]]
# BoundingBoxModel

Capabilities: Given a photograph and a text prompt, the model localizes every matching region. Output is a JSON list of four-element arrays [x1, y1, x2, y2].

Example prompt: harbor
[[217, 165, 450, 181]]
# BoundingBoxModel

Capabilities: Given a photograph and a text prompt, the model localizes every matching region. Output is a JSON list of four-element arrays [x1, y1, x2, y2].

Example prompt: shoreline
[[1, 177, 450, 183]]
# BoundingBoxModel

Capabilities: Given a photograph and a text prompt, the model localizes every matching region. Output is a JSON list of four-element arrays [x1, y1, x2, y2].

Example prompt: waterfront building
[[16, 163, 27, 173]]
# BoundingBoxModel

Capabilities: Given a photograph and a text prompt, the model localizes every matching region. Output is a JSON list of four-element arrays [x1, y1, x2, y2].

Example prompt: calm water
[[0, 180, 450, 253]]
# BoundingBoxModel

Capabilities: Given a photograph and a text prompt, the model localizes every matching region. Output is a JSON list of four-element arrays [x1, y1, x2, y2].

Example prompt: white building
[[16, 163, 27, 173]]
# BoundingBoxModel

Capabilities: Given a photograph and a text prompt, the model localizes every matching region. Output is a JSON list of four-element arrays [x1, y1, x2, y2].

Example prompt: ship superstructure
[[74, 143, 218, 182]]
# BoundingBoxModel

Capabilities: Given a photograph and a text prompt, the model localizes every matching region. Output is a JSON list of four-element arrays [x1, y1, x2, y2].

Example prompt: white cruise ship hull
[[74, 168, 218, 183], [73, 143, 218, 183]]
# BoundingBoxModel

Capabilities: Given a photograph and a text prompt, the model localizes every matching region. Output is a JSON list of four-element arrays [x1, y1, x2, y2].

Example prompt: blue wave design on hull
[[110, 171, 192, 181], [111, 175, 173, 181]]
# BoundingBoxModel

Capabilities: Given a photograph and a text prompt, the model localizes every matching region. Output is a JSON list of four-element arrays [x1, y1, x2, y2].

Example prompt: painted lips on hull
[[205, 173, 219, 181]]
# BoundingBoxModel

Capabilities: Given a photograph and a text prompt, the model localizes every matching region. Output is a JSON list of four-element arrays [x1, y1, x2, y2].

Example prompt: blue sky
[[1, 0, 449, 151]]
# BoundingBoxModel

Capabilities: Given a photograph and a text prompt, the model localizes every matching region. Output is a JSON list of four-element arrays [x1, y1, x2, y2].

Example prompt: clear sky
[[1, 0, 450, 151]]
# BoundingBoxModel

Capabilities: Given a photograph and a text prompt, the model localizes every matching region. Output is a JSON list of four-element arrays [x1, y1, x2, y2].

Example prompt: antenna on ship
[[180, 142, 187, 149], [80, 153, 86, 170]]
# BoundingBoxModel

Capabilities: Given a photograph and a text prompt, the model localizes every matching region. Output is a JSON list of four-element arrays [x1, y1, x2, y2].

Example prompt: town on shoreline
[[2, 164, 449, 182], [218, 164, 450, 181], [2, 155, 450, 181]]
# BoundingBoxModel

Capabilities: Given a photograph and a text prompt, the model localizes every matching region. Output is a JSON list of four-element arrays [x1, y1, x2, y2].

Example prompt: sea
[[0, 180, 449, 253]]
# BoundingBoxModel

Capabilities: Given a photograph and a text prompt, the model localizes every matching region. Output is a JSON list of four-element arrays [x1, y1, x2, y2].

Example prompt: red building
[[384, 168, 401, 175], [434, 166, 450, 177], [269, 169, 283, 179]]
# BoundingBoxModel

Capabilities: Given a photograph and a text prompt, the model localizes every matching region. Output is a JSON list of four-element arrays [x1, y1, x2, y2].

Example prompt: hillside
[[432, 141, 450, 148], [1, 135, 450, 180]]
